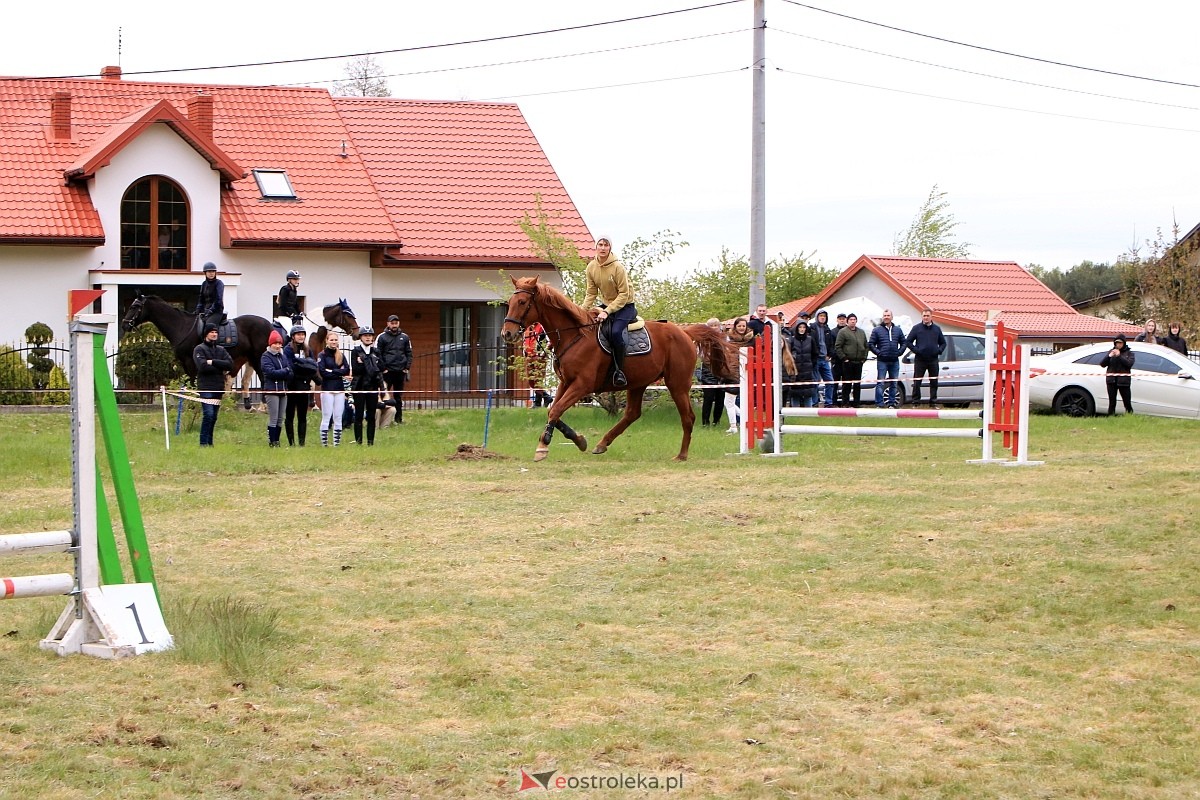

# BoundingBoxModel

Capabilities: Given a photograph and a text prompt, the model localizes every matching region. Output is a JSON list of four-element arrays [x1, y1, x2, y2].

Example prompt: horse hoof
[[591, 444, 607, 455], [534, 449, 549, 462], [673, 455, 688, 462], [573, 435, 588, 452]]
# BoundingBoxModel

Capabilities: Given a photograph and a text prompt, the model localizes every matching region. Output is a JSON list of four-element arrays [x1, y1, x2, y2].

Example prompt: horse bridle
[[503, 289, 538, 330], [505, 287, 599, 361], [122, 296, 146, 330]]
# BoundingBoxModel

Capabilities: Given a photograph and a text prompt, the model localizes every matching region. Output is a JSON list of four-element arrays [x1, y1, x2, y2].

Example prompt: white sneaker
[[725, 425, 738, 434]]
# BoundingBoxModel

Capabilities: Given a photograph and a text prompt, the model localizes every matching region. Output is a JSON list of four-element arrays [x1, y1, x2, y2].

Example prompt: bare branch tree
[[332, 56, 390, 98]]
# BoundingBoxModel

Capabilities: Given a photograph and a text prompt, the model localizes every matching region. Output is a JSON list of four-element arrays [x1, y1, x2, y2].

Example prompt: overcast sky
[[6, 1, 1199, 283]]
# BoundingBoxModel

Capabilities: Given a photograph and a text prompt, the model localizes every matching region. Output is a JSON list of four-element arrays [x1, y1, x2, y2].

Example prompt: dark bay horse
[[121, 294, 273, 380], [500, 276, 738, 462], [306, 299, 360, 354]]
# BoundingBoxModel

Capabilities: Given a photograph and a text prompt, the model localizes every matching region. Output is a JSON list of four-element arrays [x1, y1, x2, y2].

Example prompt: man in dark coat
[[193, 323, 233, 446], [903, 308, 947, 407], [375, 314, 413, 423]]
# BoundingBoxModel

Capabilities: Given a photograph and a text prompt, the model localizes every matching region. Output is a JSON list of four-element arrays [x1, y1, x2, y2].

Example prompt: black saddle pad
[[597, 323, 651, 357]]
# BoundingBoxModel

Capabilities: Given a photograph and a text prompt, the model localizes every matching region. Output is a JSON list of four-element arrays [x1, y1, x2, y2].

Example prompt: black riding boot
[[611, 338, 628, 387]]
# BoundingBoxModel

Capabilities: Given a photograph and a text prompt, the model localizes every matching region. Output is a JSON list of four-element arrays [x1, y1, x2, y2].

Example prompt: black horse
[[122, 294, 274, 380]]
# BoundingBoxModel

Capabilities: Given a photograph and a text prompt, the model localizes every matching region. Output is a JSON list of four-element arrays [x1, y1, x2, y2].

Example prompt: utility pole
[[749, 0, 767, 312]]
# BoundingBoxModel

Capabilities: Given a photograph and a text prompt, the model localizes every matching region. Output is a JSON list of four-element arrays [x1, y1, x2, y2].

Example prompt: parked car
[[439, 342, 471, 392], [858, 333, 988, 406], [1028, 342, 1200, 418]]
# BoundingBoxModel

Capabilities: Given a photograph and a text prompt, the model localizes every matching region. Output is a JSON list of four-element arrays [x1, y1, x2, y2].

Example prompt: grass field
[[1, 401, 1198, 799]]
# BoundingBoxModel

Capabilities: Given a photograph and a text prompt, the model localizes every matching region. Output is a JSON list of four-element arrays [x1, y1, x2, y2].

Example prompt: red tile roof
[[807, 255, 1139, 340], [335, 98, 591, 263], [0, 75, 591, 261]]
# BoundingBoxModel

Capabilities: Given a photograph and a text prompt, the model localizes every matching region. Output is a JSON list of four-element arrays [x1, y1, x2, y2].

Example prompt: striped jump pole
[[0, 531, 76, 600]]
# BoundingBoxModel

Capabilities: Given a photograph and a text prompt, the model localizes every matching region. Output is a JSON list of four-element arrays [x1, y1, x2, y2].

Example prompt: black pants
[[701, 387, 724, 425], [912, 356, 939, 404], [384, 372, 406, 421], [285, 391, 311, 445], [353, 391, 380, 444], [1107, 380, 1132, 415], [842, 360, 864, 407]]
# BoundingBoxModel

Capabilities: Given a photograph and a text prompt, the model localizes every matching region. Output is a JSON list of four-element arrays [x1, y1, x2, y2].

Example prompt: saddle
[[195, 316, 238, 350], [596, 318, 652, 357]]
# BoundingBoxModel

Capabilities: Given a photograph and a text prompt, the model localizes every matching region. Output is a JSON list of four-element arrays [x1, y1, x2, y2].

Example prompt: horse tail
[[682, 324, 739, 382]]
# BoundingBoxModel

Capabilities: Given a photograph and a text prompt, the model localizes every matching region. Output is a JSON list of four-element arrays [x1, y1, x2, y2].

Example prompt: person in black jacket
[[193, 323, 233, 446], [903, 308, 947, 407], [788, 320, 820, 407], [1101, 334, 1136, 416], [375, 314, 412, 423], [350, 327, 385, 446], [317, 333, 350, 447], [276, 270, 302, 325], [260, 331, 292, 447], [283, 326, 317, 446], [194, 263, 225, 327], [1161, 322, 1188, 356]]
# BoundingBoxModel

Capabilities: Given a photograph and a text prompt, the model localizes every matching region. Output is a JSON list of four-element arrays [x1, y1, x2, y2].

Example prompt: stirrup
[[612, 370, 628, 387]]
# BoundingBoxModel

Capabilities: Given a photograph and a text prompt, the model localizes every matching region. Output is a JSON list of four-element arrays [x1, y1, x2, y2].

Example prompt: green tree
[[23, 321, 54, 390], [641, 249, 837, 322], [1118, 225, 1200, 335], [517, 195, 586, 300], [115, 323, 182, 390], [892, 184, 972, 259], [1027, 261, 1124, 305], [0, 345, 34, 404], [332, 56, 390, 97]]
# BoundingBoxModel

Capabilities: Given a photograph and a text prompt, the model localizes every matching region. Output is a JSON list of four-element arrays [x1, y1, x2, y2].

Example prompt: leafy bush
[[0, 345, 34, 404], [43, 364, 70, 405], [23, 322, 54, 389], [115, 323, 182, 390]]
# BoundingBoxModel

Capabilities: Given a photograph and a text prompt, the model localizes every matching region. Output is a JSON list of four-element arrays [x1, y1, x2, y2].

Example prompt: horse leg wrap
[[540, 423, 555, 446], [554, 419, 576, 440]]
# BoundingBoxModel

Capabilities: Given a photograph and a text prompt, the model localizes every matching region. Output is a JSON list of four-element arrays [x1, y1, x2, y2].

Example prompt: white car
[[1028, 342, 1200, 418]]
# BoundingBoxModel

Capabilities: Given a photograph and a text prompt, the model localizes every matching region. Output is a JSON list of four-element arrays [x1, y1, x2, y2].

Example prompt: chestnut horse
[[500, 276, 738, 462]]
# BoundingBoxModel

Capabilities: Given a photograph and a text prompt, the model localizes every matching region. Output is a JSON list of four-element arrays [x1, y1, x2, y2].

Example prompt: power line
[[779, 0, 1200, 90], [772, 27, 1200, 113], [775, 67, 1200, 134], [479, 67, 745, 102], [13, 1, 742, 82], [292, 30, 744, 88]]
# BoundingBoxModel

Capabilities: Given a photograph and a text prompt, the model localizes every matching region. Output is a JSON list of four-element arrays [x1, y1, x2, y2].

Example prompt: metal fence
[[0, 339, 538, 409]]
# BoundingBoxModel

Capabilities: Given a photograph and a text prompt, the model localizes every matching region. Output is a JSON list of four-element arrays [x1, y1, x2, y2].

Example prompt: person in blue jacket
[[868, 309, 906, 408], [192, 323, 233, 446], [259, 330, 292, 447]]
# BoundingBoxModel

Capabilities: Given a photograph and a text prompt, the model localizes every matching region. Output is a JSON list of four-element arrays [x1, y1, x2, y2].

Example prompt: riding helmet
[[203, 262, 217, 273], [290, 325, 306, 337], [286, 270, 301, 280], [358, 326, 375, 337]]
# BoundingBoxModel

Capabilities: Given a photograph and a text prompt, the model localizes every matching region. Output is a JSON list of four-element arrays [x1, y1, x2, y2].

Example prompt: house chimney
[[100, 65, 122, 80], [50, 91, 72, 140], [187, 92, 214, 140]]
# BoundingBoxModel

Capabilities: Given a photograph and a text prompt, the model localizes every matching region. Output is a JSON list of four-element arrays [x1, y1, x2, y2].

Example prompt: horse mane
[[525, 279, 591, 328]]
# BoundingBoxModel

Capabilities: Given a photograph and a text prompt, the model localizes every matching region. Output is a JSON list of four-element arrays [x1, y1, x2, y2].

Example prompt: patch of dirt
[[447, 443, 508, 461]]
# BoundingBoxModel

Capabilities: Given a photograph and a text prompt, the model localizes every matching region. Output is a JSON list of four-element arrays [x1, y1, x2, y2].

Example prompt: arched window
[[120, 177, 189, 270]]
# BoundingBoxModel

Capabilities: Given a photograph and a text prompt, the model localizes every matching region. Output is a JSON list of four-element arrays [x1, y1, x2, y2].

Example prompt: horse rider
[[582, 236, 637, 388], [195, 262, 225, 328], [277, 270, 303, 325]]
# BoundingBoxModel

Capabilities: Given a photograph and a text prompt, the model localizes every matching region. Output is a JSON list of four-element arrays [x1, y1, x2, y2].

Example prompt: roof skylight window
[[252, 169, 297, 199]]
